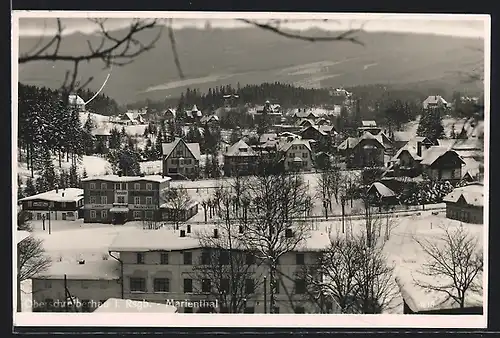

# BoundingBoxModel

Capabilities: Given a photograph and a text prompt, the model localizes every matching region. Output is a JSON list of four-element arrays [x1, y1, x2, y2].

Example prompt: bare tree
[[413, 224, 483, 309], [19, 18, 164, 95], [161, 185, 193, 230], [302, 231, 397, 314], [243, 171, 313, 313], [316, 160, 342, 219], [192, 187, 263, 313], [17, 212, 52, 282]]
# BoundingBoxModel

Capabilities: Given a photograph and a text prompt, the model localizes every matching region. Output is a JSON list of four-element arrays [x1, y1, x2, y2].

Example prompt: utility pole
[[64, 274, 69, 312], [48, 206, 52, 235]]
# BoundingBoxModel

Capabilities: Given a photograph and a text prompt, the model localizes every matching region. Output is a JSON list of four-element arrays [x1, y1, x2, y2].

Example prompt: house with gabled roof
[[162, 138, 201, 180], [420, 146, 465, 182], [120, 111, 145, 125], [338, 132, 386, 169], [68, 94, 86, 112], [200, 114, 219, 126], [186, 105, 203, 122], [223, 140, 259, 177], [423, 95, 449, 110], [162, 108, 177, 121], [278, 139, 313, 172], [443, 182, 484, 224]]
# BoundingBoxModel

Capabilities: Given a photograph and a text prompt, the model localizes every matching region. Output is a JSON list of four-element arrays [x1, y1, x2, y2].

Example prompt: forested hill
[[19, 27, 484, 104]]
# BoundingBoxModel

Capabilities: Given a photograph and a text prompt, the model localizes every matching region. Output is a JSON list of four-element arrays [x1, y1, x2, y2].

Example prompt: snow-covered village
[[14, 14, 486, 319]]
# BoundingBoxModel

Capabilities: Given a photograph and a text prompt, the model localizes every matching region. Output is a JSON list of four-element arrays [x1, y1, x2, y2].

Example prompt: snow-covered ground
[[401, 116, 484, 139], [17, 155, 112, 184]]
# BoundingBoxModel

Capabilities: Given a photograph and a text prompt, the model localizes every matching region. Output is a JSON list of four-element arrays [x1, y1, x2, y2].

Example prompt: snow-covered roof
[[162, 138, 201, 161], [81, 175, 171, 183], [423, 95, 448, 107], [109, 226, 332, 252], [361, 120, 377, 127], [367, 182, 396, 198], [17, 230, 30, 244], [443, 183, 484, 207], [68, 94, 85, 106], [462, 158, 481, 178], [200, 114, 219, 124], [225, 140, 258, 157], [259, 133, 278, 144], [279, 139, 312, 153], [19, 188, 84, 203], [392, 143, 423, 162], [420, 146, 464, 166], [94, 298, 177, 313], [35, 260, 120, 280]]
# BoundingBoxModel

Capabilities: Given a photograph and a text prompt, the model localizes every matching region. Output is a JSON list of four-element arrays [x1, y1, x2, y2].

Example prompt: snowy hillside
[[79, 112, 148, 136]]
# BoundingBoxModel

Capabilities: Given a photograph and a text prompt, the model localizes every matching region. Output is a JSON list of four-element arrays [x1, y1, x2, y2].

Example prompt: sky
[[15, 13, 487, 38]]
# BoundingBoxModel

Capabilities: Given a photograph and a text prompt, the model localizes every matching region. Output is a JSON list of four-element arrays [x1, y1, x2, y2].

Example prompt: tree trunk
[[269, 265, 276, 314]]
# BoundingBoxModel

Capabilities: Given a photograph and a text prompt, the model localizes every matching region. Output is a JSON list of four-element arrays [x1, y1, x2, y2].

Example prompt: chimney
[[180, 230, 186, 237], [78, 259, 85, 265], [213, 228, 219, 238], [187, 224, 191, 234], [417, 141, 422, 157], [285, 228, 293, 238]]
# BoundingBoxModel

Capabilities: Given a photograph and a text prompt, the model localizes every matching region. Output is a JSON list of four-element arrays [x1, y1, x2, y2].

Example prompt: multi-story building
[[162, 138, 201, 180], [81, 175, 171, 224], [278, 139, 314, 172], [223, 140, 260, 177], [107, 226, 334, 314], [19, 187, 84, 221]]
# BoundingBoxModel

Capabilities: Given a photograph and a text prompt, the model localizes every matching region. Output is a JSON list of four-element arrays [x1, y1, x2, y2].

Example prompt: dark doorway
[[112, 213, 126, 225]]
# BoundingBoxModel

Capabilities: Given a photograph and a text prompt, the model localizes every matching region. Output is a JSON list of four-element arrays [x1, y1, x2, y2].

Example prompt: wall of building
[[26, 210, 80, 221], [118, 248, 330, 314], [284, 144, 313, 172], [446, 203, 483, 224], [162, 141, 200, 179], [223, 156, 259, 177], [31, 278, 121, 312]]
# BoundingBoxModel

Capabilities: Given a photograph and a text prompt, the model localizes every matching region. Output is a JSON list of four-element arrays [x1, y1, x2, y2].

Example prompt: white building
[[18, 188, 84, 221]]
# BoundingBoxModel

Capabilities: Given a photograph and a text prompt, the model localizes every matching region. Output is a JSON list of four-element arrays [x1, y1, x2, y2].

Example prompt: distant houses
[[162, 138, 201, 180], [19, 187, 84, 221], [423, 95, 449, 110]]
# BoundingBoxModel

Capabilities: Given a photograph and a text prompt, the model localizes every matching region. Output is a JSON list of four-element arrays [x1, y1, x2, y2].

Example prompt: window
[[137, 253, 145, 264], [183, 279, 193, 293], [296, 253, 305, 265], [27, 201, 32, 208], [101, 210, 107, 219], [245, 252, 256, 265], [145, 211, 153, 220], [220, 278, 230, 293], [101, 183, 107, 190], [244, 307, 255, 313], [90, 183, 96, 190], [61, 202, 66, 208], [100, 196, 107, 204], [121, 183, 127, 190], [202, 279, 211, 293], [146, 183, 153, 191], [294, 306, 305, 314], [90, 210, 96, 219], [183, 252, 192, 265], [154, 278, 170, 292], [117, 196, 125, 204], [130, 277, 146, 292], [171, 159, 178, 165], [303, 152, 308, 158], [245, 279, 255, 294], [146, 197, 153, 205], [289, 152, 294, 158], [133, 211, 141, 219], [184, 307, 193, 313], [185, 159, 192, 165], [114, 183, 120, 190], [295, 279, 306, 294], [201, 250, 211, 265], [219, 250, 229, 265], [176, 150, 182, 157], [90, 196, 97, 204], [134, 196, 141, 205], [160, 253, 169, 265], [134, 183, 140, 190]]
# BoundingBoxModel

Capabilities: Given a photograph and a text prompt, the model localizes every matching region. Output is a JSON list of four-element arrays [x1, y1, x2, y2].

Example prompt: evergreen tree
[[82, 115, 96, 155], [107, 147, 142, 176], [155, 130, 164, 159], [109, 127, 121, 149], [58, 169, 69, 189], [69, 163, 80, 187], [416, 108, 445, 142], [186, 125, 203, 144], [24, 177, 37, 197], [17, 175, 25, 200], [36, 146, 57, 192]]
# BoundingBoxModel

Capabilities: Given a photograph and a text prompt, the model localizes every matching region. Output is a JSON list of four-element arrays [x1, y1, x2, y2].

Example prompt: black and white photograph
[[13, 11, 489, 328]]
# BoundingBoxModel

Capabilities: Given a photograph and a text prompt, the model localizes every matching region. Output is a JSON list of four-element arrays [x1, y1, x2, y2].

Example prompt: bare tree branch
[[167, 18, 185, 80], [237, 19, 365, 46], [19, 18, 163, 94]]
